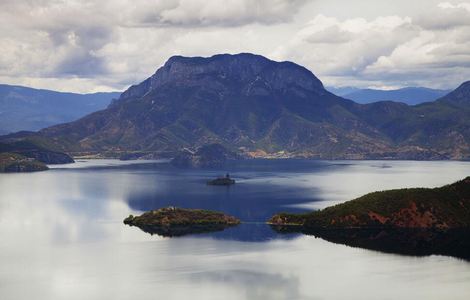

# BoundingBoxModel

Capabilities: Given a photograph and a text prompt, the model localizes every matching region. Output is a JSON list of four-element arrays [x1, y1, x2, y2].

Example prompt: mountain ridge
[[329, 86, 451, 105], [3, 53, 470, 160], [0, 84, 120, 134]]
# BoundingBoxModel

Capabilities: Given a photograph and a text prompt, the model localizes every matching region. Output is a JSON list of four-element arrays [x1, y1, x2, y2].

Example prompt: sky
[[1, 0, 470, 93]]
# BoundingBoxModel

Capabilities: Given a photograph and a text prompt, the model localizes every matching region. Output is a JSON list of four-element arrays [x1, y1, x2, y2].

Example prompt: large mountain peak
[[120, 53, 325, 100]]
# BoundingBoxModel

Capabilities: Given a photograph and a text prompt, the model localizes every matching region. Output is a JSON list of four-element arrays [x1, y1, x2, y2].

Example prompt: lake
[[0, 159, 469, 299]]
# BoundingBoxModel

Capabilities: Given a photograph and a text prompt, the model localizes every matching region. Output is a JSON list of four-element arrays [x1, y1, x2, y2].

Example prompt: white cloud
[[124, 0, 307, 27], [0, 0, 469, 92], [418, 2, 470, 29], [438, 2, 470, 11], [0, 0, 306, 92], [362, 3, 470, 88], [272, 2, 470, 89], [271, 15, 419, 83]]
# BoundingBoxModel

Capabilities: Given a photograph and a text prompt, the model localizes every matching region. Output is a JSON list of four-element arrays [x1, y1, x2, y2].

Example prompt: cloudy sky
[[1, 0, 470, 93]]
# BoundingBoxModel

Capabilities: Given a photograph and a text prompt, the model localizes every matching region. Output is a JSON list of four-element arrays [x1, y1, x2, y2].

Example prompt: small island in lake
[[124, 207, 240, 237], [207, 173, 236, 186], [0, 152, 48, 173]]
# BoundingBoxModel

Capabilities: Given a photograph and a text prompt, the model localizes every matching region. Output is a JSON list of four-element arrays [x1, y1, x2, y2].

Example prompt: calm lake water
[[0, 159, 469, 300]]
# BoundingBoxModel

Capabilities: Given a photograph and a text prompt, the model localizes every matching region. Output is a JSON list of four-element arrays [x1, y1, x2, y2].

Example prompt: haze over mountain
[[0, 84, 120, 134], [341, 87, 450, 105], [4, 53, 470, 160], [326, 87, 361, 97]]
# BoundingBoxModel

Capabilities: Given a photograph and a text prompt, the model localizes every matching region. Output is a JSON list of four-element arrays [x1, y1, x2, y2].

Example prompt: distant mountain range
[[1, 53, 469, 160], [0, 84, 120, 134], [327, 86, 451, 105]]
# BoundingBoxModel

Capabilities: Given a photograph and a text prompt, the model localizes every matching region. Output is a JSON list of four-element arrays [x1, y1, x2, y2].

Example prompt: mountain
[[0, 84, 120, 134], [3, 53, 470, 160], [36, 53, 396, 158], [338, 87, 450, 105], [355, 82, 470, 159]]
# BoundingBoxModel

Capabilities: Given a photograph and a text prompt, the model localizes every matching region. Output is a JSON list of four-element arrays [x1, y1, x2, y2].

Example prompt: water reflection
[[126, 222, 240, 237], [272, 226, 470, 261], [190, 270, 302, 300]]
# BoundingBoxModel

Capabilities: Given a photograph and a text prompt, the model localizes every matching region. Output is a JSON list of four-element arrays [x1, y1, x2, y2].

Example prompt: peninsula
[[269, 177, 470, 229], [269, 177, 470, 260]]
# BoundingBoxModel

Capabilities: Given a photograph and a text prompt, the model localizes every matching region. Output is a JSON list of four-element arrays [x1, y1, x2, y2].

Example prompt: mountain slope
[[5, 53, 470, 160], [0, 84, 120, 134], [340, 87, 450, 105], [437, 81, 470, 107]]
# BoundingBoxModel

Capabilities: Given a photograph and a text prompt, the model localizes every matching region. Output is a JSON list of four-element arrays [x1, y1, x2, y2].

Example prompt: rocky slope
[[269, 177, 470, 229], [4, 53, 470, 159]]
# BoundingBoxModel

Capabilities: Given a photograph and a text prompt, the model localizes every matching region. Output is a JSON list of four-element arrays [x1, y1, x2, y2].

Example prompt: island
[[207, 173, 235, 186], [124, 207, 241, 237], [0, 152, 48, 173], [269, 177, 470, 260]]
